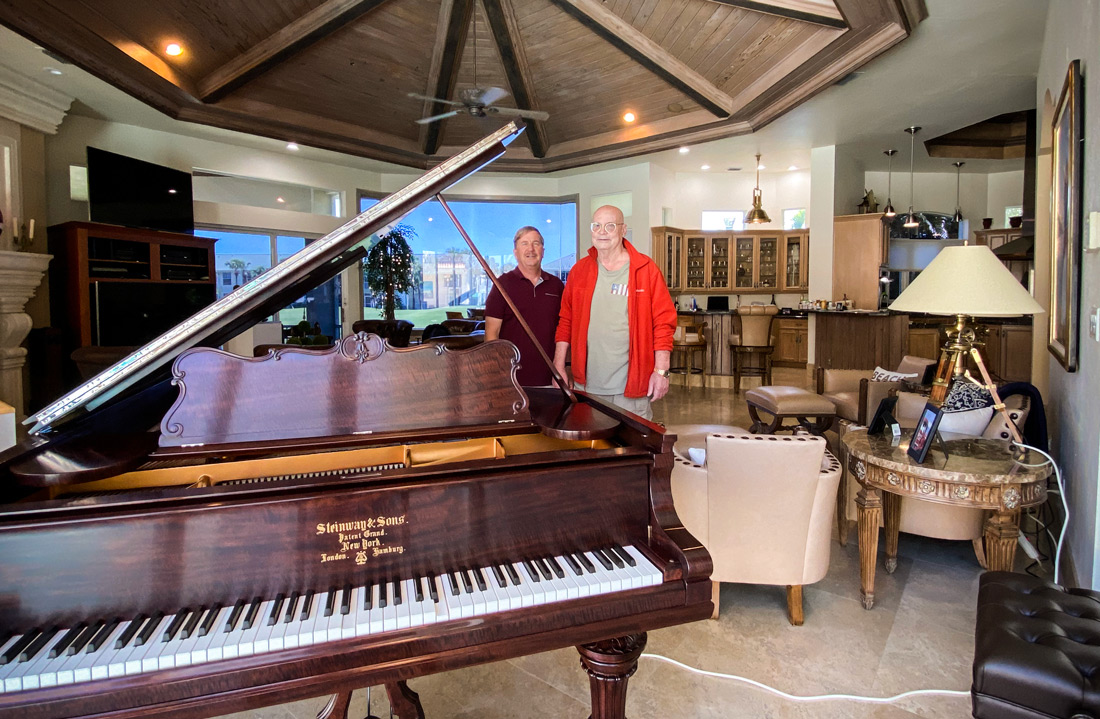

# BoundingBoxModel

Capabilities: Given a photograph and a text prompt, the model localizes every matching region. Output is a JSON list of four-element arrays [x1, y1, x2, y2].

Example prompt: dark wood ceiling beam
[[197, 0, 392, 102], [481, 0, 548, 158], [704, 1, 848, 28], [548, 0, 735, 118], [419, 0, 475, 156]]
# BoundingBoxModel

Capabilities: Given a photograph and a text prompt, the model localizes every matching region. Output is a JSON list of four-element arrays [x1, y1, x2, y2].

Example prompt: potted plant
[[365, 224, 416, 321]]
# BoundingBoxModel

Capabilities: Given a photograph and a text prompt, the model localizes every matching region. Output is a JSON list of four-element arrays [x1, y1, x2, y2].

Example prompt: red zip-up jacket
[[555, 239, 677, 398]]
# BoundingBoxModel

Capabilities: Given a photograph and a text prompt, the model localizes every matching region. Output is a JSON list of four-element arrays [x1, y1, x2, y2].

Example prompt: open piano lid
[[27, 122, 526, 437]]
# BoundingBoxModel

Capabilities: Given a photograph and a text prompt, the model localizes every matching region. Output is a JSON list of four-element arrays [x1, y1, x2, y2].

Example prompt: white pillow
[[688, 447, 707, 466], [871, 366, 919, 382], [938, 407, 995, 436]]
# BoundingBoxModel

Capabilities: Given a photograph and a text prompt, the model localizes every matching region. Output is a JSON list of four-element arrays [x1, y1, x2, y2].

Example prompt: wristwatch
[[654, 368, 669, 377]]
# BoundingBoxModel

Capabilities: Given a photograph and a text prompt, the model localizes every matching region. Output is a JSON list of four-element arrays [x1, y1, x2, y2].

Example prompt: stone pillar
[[0, 250, 51, 421]]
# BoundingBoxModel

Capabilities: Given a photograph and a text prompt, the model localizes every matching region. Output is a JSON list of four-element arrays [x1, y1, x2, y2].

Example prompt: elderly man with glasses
[[552, 205, 676, 420]]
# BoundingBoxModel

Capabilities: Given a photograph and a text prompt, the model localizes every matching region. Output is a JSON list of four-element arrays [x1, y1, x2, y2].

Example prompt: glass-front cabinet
[[735, 237, 755, 289], [652, 230, 683, 291], [709, 236, 730, 289], [782, 233, 809, 291], [757, 236, 778, 289], [650, 227, 809, 293], [685, 235, 707, 289]]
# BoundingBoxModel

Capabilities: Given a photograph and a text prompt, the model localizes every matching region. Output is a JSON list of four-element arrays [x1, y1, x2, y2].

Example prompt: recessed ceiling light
[[623, 111, 636, 123], [428, 217, 433, 222], [788, 165, 798, 171], [165, 43, 183, 56], [678, 147, 690, 154], [286, 142, 299, 151], [757, 163, 766, 170], [701, 164, 710, 171], [276, 196, 286, 204], [167, 188, 177, 194], [44, 67, 62, 76], [546, 219, 552, 223]]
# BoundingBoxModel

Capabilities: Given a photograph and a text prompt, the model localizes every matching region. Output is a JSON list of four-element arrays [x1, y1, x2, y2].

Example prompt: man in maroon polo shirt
[[484, 226, 564, 386]]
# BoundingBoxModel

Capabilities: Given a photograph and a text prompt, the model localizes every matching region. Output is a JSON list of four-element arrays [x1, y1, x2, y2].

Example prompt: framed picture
[[907, 402, 944, 464], [1049, 59, 1083, 372]]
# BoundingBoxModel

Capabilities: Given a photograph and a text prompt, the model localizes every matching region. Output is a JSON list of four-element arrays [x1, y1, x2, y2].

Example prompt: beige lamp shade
[[889, 244, 1044, 317]]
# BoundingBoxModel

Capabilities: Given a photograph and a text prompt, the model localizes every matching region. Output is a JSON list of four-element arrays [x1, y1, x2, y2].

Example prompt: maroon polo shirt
[[485, 268, 564, 386]]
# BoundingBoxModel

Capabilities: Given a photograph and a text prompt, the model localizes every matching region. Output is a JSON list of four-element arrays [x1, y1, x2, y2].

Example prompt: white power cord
[[641, 653, 969, 704], [1010, 441, 1067, 584]]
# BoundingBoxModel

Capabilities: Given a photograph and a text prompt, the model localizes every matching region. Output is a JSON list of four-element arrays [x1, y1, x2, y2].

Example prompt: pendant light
[[883, 149, 897, 217], [952, 161, 965, 223], [747, 153, 771, 224], [903, 126, 921, 228]]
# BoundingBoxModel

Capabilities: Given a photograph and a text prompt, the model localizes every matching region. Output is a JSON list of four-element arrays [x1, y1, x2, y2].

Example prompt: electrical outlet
[[1090, 306, 1100, 342]]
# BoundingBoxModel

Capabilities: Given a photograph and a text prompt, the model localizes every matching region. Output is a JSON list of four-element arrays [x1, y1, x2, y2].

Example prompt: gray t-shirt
[[584, 259, 630, 394]]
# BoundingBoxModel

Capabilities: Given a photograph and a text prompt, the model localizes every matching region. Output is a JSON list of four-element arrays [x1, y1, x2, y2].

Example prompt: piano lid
[[28, 122, 525, 435]]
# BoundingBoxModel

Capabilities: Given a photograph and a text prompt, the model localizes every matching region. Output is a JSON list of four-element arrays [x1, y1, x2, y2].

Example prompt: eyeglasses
[[590, 222, 623, 233]]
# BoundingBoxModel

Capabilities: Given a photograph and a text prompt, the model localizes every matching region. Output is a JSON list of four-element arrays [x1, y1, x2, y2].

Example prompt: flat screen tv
[[87, 147, 194, 234]]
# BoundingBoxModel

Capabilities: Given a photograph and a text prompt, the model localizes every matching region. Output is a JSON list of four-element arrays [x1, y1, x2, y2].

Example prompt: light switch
[[1091, 306, 1100, 342], [1090, 211, 1100, 250]]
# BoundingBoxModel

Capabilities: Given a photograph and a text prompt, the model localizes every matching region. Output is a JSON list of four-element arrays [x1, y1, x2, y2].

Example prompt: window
[[195, 227, 343, 341], [357, 193, 577, 327], [701, 211, 745, 231], [1004, 205, 1023, 227], [783, 208, 806, 230]]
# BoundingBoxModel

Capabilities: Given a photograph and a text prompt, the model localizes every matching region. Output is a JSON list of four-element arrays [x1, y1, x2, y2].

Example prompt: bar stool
[[670, 315, 708, 391], [729, 304, 777, 393]]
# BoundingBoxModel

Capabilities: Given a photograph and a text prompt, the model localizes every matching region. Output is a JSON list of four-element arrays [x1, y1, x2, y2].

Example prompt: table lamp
[[889, 244, 1044, 442]]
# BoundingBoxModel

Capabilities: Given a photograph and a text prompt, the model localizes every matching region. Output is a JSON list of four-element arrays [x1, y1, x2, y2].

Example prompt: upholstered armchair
[[669, 432, 841, 625], [816, 355, 936, 425]]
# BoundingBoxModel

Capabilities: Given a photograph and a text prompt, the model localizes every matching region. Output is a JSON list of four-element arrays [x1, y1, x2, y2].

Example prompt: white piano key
[[89, 622, 130, 681], [520, 563, 547, 606], [476, 568, 500, 614], [428, 576, 450, 623], [138, 617, 173, 673], [553, 556, 582, 599], [71, 640, 105, 683], [104, 621, 138, 678], [5, 628, 61, 691], [238, 600, 275, 657], [402, 580, 426, 628], [623, 545, 663, 586], [290, 593, 320, 648]]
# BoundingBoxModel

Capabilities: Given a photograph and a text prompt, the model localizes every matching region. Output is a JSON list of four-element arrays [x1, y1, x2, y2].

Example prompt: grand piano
[[0, 122, 713, 719]]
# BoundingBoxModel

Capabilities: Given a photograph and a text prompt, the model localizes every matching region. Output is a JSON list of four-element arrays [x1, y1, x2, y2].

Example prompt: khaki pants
[[576, 384, 653, 421]]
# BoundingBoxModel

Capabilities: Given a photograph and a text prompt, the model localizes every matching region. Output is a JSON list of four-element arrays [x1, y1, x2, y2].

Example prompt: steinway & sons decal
[[316, 515, 406, 565]]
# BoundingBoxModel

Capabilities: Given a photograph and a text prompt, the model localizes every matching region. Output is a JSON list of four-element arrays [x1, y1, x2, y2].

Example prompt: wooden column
[[577, 633, 647, 719], [883, 492, 901, 574], [984, 511, 1021, 572]]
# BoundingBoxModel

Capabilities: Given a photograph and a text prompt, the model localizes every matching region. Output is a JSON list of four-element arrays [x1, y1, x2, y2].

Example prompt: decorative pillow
[[982, 397, 1031, 441], [871, 366, 919, 382], [942, 382, 993, 412], [688, 447, 707, 466], [938, 407, 995, 436]]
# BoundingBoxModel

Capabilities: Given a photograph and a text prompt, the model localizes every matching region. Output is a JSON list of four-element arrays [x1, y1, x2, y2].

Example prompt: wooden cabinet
[[908, 327, 942, 360], [772, 318, 808, 366], [978, 323, 1033, 383], [48, 222, 217, 350], [652, 227, 807, 294], [833, 214, 887, 310], [974, 228, 1021, 251]]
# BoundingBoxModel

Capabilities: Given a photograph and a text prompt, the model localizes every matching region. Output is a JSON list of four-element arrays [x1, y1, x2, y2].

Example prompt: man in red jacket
[[552, 205, 676, 421]]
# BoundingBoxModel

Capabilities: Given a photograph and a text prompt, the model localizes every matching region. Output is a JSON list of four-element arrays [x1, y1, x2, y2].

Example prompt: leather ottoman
[[744, 386, 836, 436], [973, 571, 1100, 719]]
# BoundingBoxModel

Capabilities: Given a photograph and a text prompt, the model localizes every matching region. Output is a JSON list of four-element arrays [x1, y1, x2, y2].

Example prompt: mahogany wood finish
[[384, 681, 425, 719], [813, 312, 910, 371], [577, 633, 647, 719]]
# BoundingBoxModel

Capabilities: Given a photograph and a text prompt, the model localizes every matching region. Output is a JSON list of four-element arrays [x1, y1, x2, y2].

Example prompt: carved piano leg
[[316, 691, 352, 719], [385, 680, 425, 719], [577, 633, 647, 719]]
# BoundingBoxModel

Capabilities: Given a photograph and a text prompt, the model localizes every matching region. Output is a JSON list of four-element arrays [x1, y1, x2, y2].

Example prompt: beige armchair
[[670, 432, 841, 625], [816, 355, 936, 425]]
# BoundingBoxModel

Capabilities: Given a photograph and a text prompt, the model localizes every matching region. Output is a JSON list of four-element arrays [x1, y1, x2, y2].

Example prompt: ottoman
[[973, 571, 1100, 719], [744, 386, 836, 436]]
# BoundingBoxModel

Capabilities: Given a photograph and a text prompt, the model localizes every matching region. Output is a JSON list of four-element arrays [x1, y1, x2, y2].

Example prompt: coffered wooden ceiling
[[0, 0, 926, 171]]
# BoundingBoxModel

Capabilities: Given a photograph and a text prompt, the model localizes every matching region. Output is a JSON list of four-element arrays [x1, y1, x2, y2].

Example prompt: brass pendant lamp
[[903, 126, 921, 228], [952, 161, 965, 223], [747, 153, 771, 224], [883, 149, 897, 217]]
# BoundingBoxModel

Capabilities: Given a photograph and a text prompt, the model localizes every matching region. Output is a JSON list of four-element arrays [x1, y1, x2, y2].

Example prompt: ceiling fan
[[408, 87, 549, 125]]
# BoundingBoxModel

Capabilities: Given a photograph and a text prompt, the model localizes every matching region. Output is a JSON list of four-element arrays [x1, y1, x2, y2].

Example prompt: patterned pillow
[[939, 407, 995, 435], [870, 366, 919, 382], [942, 382, 993, 412]]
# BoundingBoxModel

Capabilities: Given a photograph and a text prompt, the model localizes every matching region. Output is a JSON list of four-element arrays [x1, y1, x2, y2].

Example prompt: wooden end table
[[842, 428, 1051, 609]]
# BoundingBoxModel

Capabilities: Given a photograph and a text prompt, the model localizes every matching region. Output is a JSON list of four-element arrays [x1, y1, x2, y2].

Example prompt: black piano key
[[603, 547, 625, 569], [427, 575, 439, 603], [611, 544, 636, 567], [134, 613, 164, 647], [378, 581, 389, 608], [87, 619, 119, 653], [535, 558, 553, 581], [50, 624, 85, 658], [362, 585, 373, 611], [323, 588, 337, 617], [285, 594, 300, 623], [341, 585, 352, 615], [505, 563, 522, 586], [591, 548, 614, 571], [2, 631, 39, 665], [300, 591, 315, 621], [575, 551, 596, 574], [414, 576, 425, 603], [563, 553, 583, 576], [21, 627, 57, 662], [268, 594, 286, 626], [181, 607, 204, 639], [116, 614, 148, 649], [491, 565, 507, 588], [226, 600, 247, 632], [163, 610, 189, 642], [522, 560, 541, 583], [547, 556, 565, 578], [447, 572, 461, 597], [392, 580, 403, 606], [459, 569, 474, 594], [198, 605, 221, 637], [473, 567, 487, 592], [242, 597, 263, 630], [68, 622, 98, 655]]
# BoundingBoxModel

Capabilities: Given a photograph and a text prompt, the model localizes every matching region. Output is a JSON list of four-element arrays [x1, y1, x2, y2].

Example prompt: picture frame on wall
[[907, 403, 944, 464], [1048, 59, 1083, 372]]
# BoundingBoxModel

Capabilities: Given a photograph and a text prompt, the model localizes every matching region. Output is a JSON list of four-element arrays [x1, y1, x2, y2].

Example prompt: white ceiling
[[0, 0, 1046, 178]]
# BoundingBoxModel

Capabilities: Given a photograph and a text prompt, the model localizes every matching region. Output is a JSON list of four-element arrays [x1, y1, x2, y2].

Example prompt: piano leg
[[316, 691, 353, 719], [386, 680, 425, 719], [577, 633, 647, 719]]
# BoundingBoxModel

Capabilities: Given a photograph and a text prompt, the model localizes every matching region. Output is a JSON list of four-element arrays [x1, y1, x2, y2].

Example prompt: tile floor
[[218, 369, 1020, 719]]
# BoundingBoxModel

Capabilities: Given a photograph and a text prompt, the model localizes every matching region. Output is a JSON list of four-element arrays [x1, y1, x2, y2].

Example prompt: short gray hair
[[513, 226, 544, 245]]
